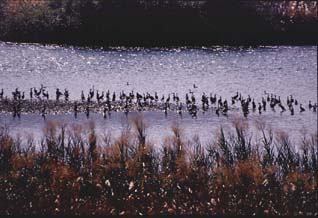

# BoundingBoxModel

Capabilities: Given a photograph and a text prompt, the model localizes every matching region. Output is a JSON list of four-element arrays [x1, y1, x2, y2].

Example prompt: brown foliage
[[0, 118, 317, 215]]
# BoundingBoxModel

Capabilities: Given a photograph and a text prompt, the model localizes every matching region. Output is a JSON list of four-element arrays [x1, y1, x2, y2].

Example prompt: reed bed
[[0, 115, 317, 215]]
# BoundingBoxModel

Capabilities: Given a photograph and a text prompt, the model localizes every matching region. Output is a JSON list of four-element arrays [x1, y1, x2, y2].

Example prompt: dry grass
[[0, 116, 317, 215]]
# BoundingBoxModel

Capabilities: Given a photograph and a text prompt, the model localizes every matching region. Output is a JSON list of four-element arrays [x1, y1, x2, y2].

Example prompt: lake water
[[0, 42, 317, 146]]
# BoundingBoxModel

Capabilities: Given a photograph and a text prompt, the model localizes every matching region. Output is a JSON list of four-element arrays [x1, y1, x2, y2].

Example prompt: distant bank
[[0, 0, 317, 46]]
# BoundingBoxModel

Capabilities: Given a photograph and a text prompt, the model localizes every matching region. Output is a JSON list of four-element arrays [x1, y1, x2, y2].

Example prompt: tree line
[[0, 0, 317, 45]]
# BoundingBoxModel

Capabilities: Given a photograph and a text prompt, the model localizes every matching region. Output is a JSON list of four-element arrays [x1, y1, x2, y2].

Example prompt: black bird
[[86, 104, 90, 118], [17, 109, 21, 119], [258, 103, 262, 114], [124, 102, 129, 117], [222, 105, 229, 115], [12, 105, 17, 119], [41, 105, 46, 120], [112, 92, 116, 102], [96, 90, 100, 102], [247, 95, 251, 103], [64, 89, 69, 101], [40, 84, 46, 94], [89, 86, 95, 99], [81, 91, 85, 102], [252, 99, 256, 112], [97, 91, 104, 103], [262, 98, 266, 111], [279, 103, 286, 113], [290, 95, 294, 104], [164, 103, 168, 117], [74, 102, 78, 118], [161, 95, 165, 102], [103, 107, 107, 119], [300, 104, 305, 112], [232, 91, 239, 100], [43, 91, 49, 100], [166, 94, 171, 103], [56, 88, 62, 101], [223, 100, 228, 112], [29, 88, 33, 99], [34, 87, 41, 98], [210, 94, 217, 105], [216, 107, 220, 117], [290, 106, 294, 115], [190, 104, 197, 118], [12, 88, 19, 100], [217, 97, 222, 107], [309, 101, 313, 110], [287, 96, 290, 106], [178, 102, 183, 117]]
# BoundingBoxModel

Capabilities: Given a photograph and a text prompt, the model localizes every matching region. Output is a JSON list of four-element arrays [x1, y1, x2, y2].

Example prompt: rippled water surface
[[0, 42, 317, 145]]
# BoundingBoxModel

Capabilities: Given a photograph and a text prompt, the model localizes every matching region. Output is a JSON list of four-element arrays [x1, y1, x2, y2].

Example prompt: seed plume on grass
[[0, 117, 317, 215]]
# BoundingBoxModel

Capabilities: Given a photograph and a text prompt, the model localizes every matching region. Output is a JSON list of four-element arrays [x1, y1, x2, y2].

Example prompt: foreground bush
[[0, 116, 317, 215]]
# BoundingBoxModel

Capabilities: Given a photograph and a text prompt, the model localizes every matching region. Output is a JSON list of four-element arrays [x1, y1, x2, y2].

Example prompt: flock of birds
[[0, 84, 317, 120]]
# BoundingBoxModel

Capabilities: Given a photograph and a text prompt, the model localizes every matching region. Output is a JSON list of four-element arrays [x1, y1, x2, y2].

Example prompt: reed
[[0, 116, 317, 215]]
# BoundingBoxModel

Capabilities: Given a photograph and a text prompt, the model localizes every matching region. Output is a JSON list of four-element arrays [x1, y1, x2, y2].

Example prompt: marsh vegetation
[[0, 115, 317, 215]]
